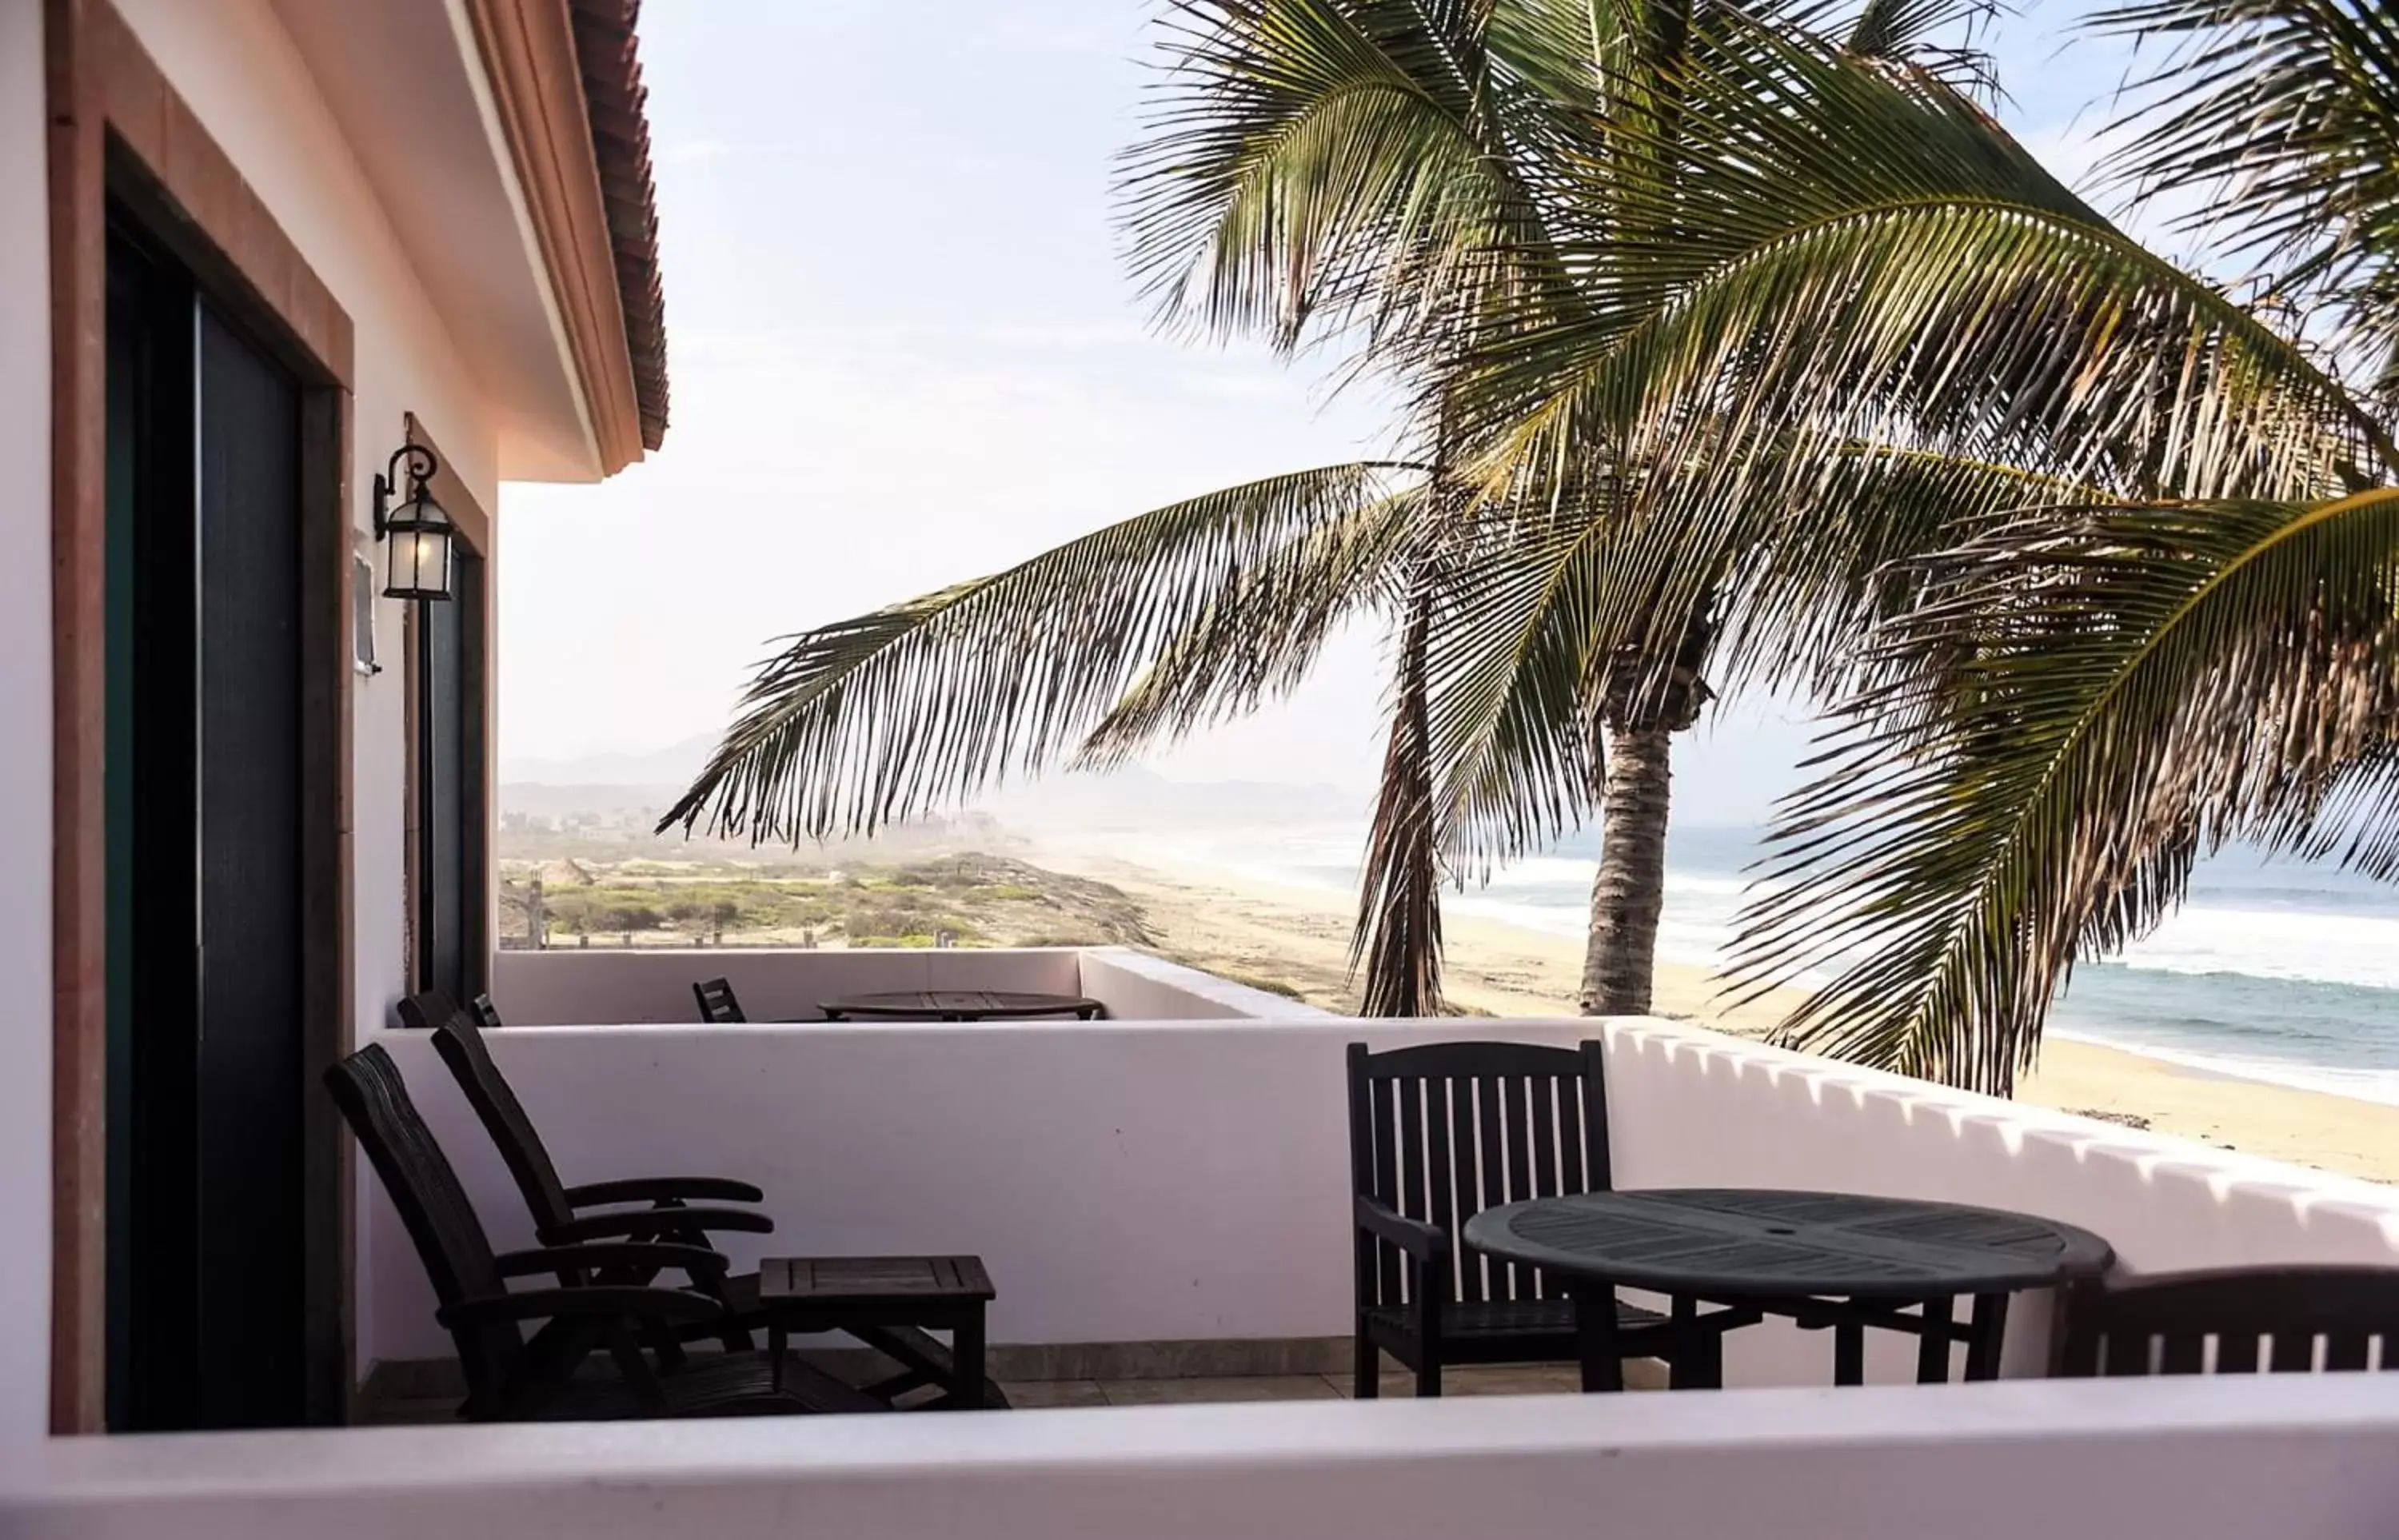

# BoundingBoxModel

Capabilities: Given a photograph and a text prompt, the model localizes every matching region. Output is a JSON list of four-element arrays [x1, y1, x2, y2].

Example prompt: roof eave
[[461, 0, 669, 478]]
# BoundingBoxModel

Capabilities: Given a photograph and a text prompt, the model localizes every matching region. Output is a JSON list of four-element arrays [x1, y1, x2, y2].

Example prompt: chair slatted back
[[324, 1045, 525, 1401], [396, 988, 461, 1032], [430, 1015, 578, 1231], [469, 993, 504, 1027], [2054, 1267, 2399, 1377], [1347, 1039, 1612, 1310], [693, 977, 746, 1023]]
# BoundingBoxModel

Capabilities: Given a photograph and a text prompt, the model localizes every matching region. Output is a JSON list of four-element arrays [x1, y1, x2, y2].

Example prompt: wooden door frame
[[46, 0, 357, 1433]]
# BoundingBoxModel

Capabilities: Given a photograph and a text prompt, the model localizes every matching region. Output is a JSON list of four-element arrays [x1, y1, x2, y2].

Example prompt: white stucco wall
[[110, 0, 504, 1045], [0, 0, 56, 1450], [8, 1376, 2399, 1540], [1076, 948, 1333, 1019], [493, 948, 1089, 1023], [361, 1015, 2399, 1376], [489, 946, 1327, 1023]]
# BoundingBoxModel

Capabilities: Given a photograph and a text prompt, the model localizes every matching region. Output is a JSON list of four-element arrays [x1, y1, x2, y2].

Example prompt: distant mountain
[[498, 732, 716, 789], [979, 764, 1366, 831], [500, 736, 1361, 833], [498, 782, 688, 821]]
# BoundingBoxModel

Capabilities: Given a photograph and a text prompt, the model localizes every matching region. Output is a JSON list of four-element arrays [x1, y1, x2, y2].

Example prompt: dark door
[[103, 227, 309, 1431], [194, 302, 307, 1426], [105, 229, 198, 1434], [417, 548, 485, 1006]]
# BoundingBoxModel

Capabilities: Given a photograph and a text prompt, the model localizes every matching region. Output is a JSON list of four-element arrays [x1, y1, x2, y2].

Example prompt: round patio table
[[1462, 1187, 2113, 1390], [817, 989, 1105, 1022]]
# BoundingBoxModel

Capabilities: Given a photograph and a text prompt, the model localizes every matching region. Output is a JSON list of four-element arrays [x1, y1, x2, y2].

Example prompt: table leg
[[1669, 1297, 1722, 1390], [1833, 1319, 1864, 1386], [1916, 1295, 1954, 1384], [1966, 1294, 2010, 1381], [1679, 1286, 1718, 1382], [952, 1303, 988, 1410], [769, 1316, 787, 1394], [1571, 1283, 1625, 1394]]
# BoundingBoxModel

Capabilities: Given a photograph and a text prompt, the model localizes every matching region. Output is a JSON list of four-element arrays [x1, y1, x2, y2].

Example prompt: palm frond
[[1120, 0, 1591, 362], [1455, 11, 2389, 533], [1076, 482, 1427, 766], [1414, 442, 2105, 880], [1599, 441, 2119, 702], [1735, 486, 2399, 1093], [2097, 0, 2399, 405], [660, 464, 1413, 843], [1415, 501, 1614, 872], [1838, 0, 2002, 100]]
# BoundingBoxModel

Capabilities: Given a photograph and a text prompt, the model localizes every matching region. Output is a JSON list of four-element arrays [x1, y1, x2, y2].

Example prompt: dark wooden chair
[[397, 988, 502, 1031], [429, 1012, 1007, 1408], [2053, 1266, 2399, 1376], [395, 987, 461, 1031], [325, 1043, 883, 1420], [694, 976, 746, 1023], [1348, 1039, 1745, 1395]]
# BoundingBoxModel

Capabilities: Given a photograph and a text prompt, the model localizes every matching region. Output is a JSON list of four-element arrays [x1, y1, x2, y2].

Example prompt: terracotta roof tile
[[566, 0, 669, 451]]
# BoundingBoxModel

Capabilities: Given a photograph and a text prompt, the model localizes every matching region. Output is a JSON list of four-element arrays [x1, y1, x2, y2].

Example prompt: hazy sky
[[497, 1, 2150, 824]]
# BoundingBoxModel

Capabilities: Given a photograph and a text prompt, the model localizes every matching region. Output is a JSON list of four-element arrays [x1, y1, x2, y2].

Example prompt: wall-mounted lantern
[[372, 443, 456, 602]]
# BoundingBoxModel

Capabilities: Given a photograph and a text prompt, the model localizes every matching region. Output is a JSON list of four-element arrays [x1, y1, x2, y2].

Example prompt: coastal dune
[[1030, 836, 2399, 1185]]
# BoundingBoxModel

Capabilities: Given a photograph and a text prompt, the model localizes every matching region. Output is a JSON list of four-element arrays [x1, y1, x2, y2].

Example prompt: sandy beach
[[1029, 834, 2399, 1185]]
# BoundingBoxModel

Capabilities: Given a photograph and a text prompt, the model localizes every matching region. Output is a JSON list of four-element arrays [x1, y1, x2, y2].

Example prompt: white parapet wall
[[487, 945, 1321, 1024], [362, 1014, 2399, 1383], [1074, 948, 1331, 1019], [1600, 1018, 2399, 1380], [10, 1377, 2399, 1540]]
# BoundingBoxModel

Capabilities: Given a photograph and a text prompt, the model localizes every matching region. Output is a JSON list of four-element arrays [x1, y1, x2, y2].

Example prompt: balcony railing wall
[[488, 945, 1323, 1024], [363, 996, 2399, 1386], [11, 1376, 2399, 1540]]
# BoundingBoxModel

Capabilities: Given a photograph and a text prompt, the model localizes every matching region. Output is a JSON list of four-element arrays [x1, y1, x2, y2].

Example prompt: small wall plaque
[[352, 535, 380, 675]]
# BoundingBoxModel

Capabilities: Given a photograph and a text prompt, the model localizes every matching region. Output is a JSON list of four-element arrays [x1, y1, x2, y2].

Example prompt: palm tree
[[665, 0, 2004, 1010], [665, 0, 1597, 1016], [663, 1, 2357, 1056], [1109, 0, 2032, 1021], [1449, 0, 2389, 1084], [1746, 0, 2399, 1094]]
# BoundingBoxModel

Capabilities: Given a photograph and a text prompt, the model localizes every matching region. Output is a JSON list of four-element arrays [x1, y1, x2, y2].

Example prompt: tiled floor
[[1000, 1364, 1591, 1408], [367, 1364, 1599, 1422]]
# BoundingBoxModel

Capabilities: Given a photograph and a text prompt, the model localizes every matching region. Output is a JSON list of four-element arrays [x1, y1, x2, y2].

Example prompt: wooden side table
[[758, 1255, 999, 1410]]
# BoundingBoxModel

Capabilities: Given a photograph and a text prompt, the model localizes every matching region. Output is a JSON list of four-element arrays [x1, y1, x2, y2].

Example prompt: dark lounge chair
[[397, 987, 505, 1031], [2053, 1266, 2399, 1376], [1347, 1039, 1751, 1395], [430, 1011, 1006, 1407], [693, 976, 746, 1023], [325, 1043, 882, 1420], [395, 987, 459, 1031]]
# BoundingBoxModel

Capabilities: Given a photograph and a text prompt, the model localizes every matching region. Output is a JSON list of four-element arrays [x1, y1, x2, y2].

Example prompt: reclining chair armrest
[[437, 1285, 724, 1331], [537, 1205, 775, 1247], [564, 1176, 767, 1208], [1354, 1195, 1447, 1260], [493, 1240, 731, 1283]]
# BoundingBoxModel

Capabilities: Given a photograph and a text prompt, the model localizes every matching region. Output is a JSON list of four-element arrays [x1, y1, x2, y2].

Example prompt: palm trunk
[[1355, 596, 1441, 1017], [1579, 723, 1674, 1015]]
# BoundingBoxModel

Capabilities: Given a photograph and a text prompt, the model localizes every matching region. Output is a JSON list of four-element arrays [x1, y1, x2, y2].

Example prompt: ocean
[[1143, 820, 2399, 1107]]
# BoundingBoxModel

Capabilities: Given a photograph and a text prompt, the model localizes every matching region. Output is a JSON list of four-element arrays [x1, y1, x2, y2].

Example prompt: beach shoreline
[[1027, 832, 2399, 1185]]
